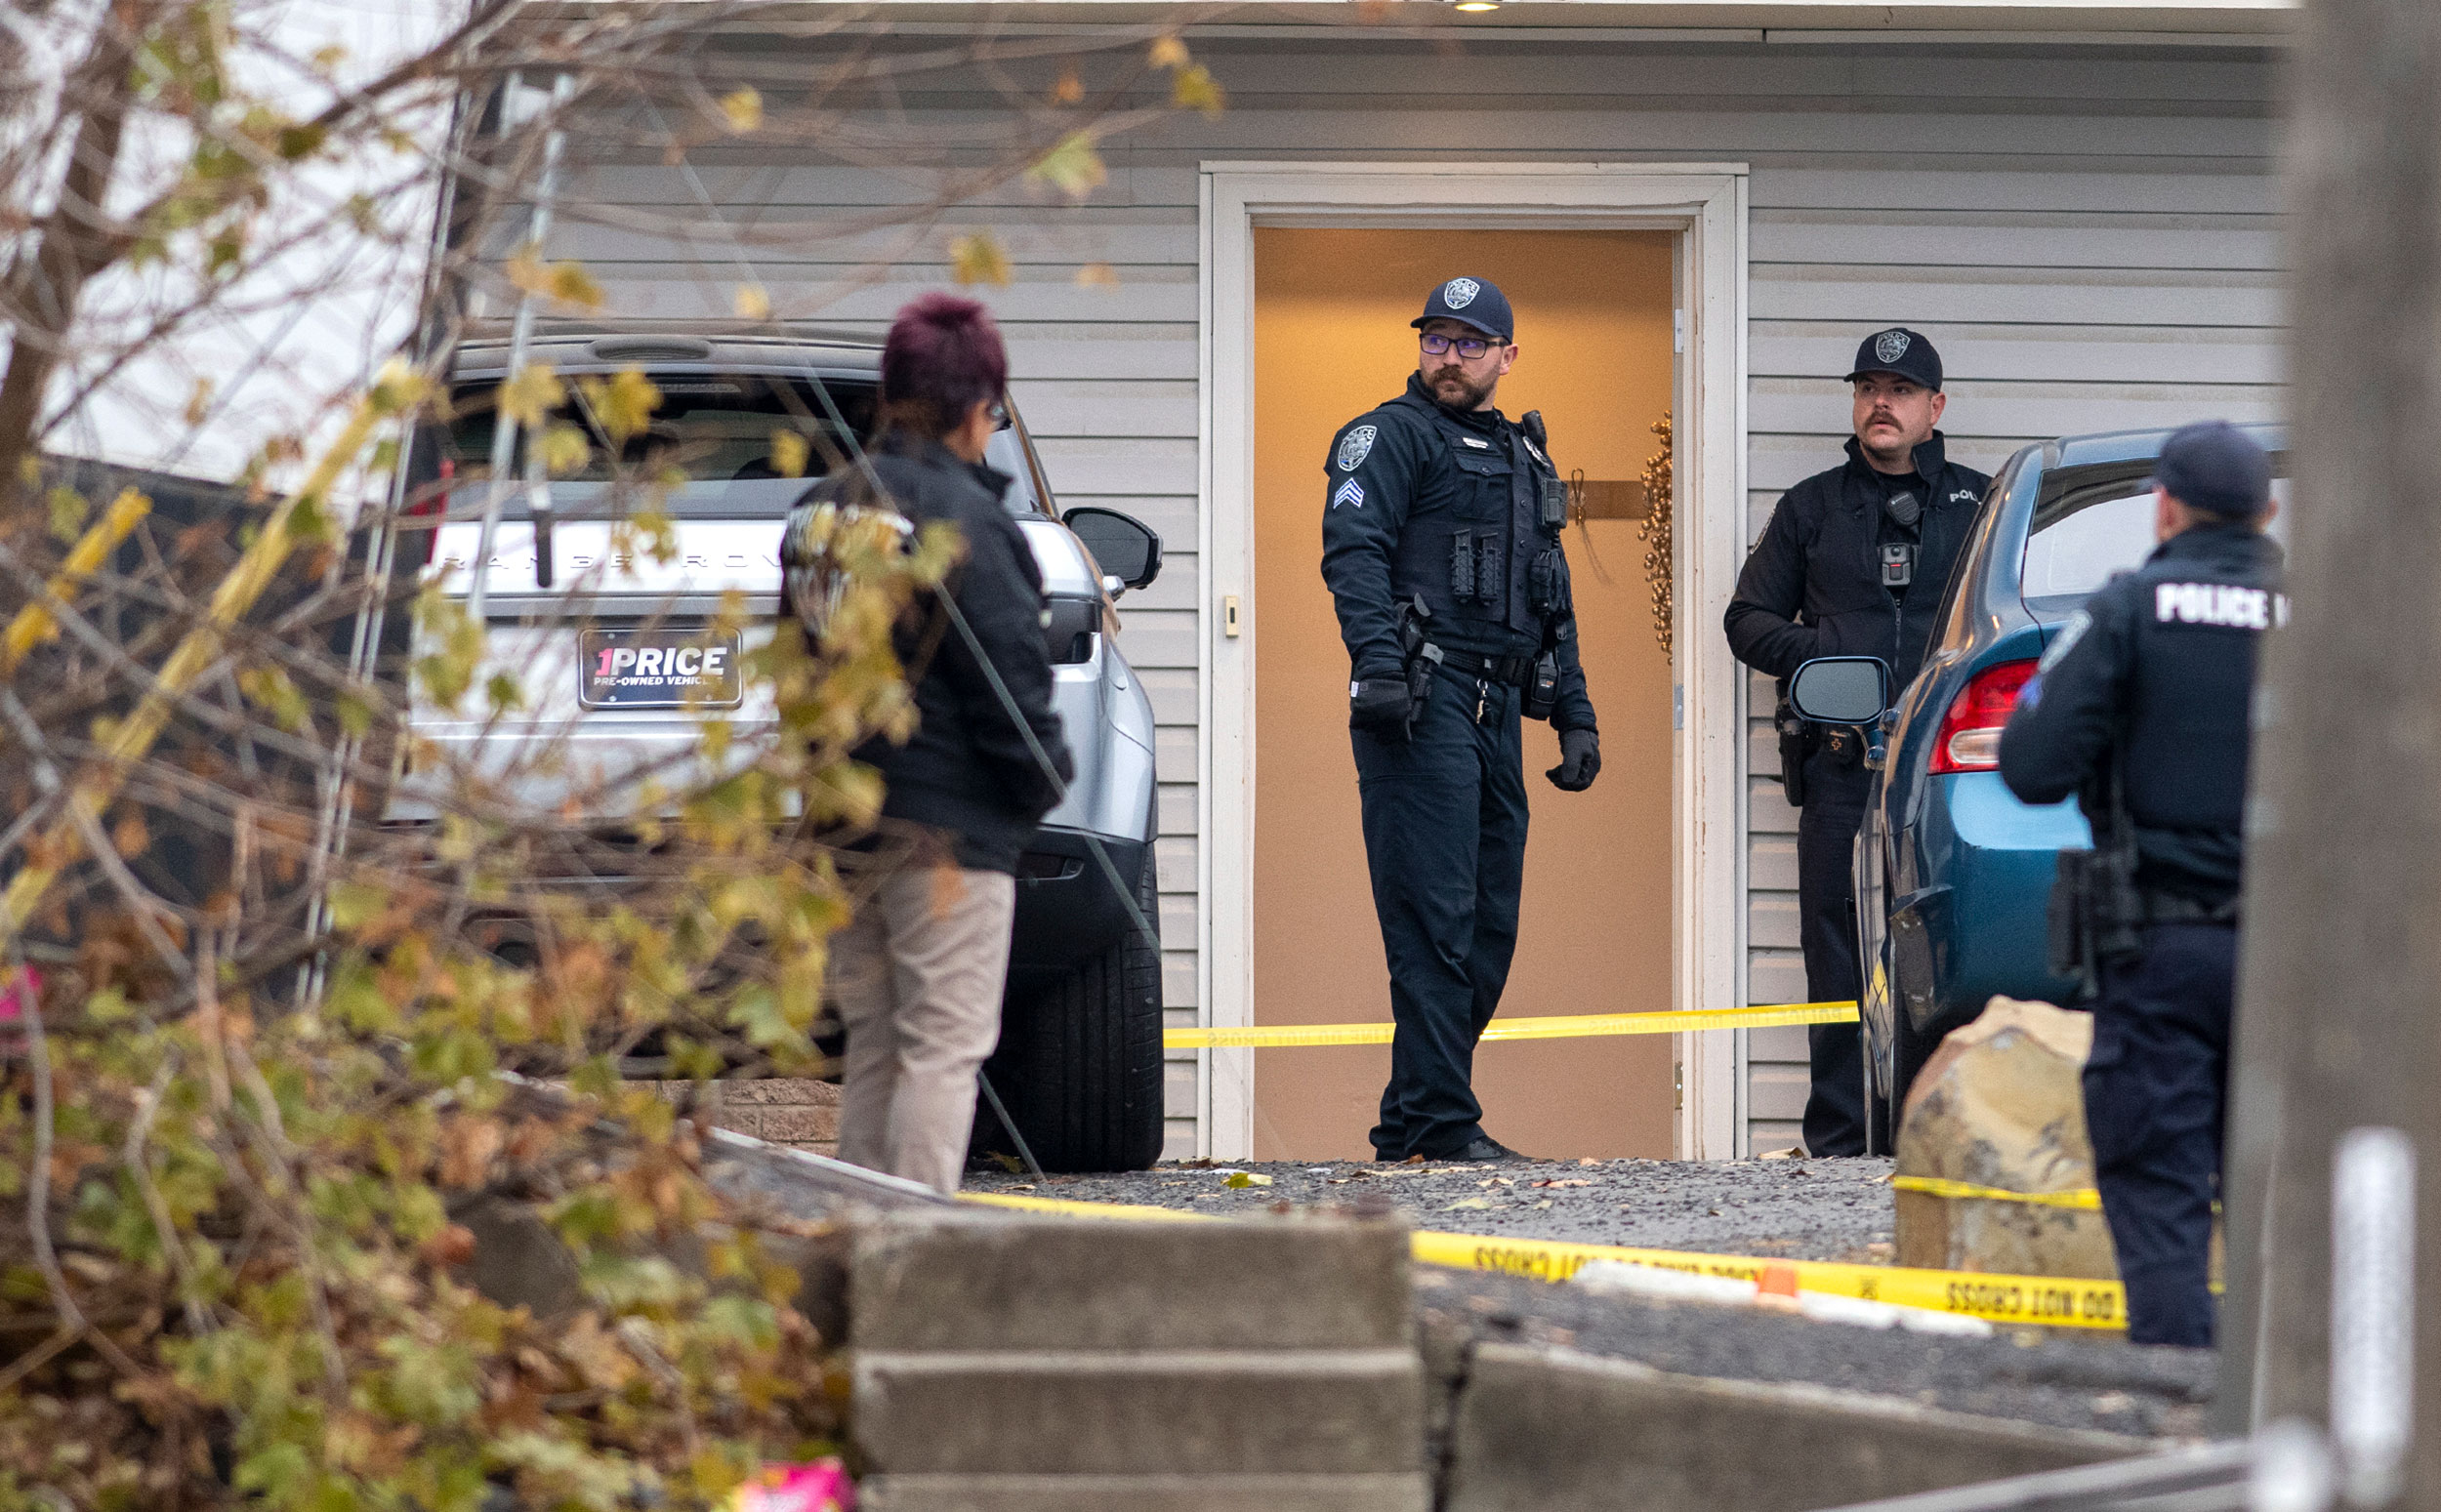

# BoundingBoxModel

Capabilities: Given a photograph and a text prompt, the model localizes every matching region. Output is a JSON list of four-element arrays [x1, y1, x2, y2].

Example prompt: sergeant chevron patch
[[1332, 478, 1366, 511]]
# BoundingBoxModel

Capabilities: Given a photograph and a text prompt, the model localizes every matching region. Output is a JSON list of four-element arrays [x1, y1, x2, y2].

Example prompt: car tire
[[974, 845, 1165, 1173]]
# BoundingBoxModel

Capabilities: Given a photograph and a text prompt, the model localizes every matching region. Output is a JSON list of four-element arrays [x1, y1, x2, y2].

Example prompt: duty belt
[[2142, 890, 2241, 927], [1426, 643, 1536, 687]]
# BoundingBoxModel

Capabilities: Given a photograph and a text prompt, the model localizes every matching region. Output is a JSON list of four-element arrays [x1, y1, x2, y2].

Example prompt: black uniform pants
[[1796, 751, 1872, 1157], [1353, 670, 1529, 1161], [2083, 921, 2234, 1348]]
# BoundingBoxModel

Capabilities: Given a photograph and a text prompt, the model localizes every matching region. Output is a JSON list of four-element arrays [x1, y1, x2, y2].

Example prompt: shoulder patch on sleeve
[[1332, 477, 1365, 511], [1336, 425, 1379, 472], [2038, 609, 2091, 673]]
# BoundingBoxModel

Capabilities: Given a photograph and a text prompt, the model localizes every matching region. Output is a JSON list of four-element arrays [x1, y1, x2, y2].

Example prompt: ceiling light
[[1452, 1, 1502, 11]]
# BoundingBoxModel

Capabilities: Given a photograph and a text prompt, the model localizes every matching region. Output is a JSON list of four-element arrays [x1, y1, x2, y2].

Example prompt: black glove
[[1547, 726, 1600, 792], [1349, 677, 1412, 738]]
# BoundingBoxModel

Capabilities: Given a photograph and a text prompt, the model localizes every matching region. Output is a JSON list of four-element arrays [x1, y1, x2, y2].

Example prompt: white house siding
[[541, 30, 2281, 1159]]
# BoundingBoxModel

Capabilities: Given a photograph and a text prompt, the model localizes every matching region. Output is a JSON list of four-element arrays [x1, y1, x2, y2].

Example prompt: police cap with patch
[[1413, 276, 1514, 343], [1844, 327, 1943, 391], [2151, 420, 2273, 519]]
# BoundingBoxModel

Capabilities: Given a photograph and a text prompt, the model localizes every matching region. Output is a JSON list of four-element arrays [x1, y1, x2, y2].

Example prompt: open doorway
[[1248, 227, 1679, 1161]]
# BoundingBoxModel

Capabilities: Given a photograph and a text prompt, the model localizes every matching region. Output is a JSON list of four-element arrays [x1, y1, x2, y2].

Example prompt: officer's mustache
[[1429, 362, 1488, 394]]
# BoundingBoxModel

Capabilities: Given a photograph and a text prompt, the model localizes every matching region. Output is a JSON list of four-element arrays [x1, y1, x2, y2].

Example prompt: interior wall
[[1249, 227, 1679, 1161]]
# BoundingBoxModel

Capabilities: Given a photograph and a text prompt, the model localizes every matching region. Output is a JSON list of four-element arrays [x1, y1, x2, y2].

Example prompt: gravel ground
[[967, 1156, 2218, 1441], [967, 1155, 1901, 1262]]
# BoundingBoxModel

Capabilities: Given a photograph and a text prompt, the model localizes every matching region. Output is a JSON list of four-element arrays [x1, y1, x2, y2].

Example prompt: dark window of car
[[442, 374, 878, 518], [2020, 456, 2290, 614], [446, 372, 1055, 520]]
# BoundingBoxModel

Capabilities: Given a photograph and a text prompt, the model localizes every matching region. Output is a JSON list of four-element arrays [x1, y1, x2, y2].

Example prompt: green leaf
[[1024, 132, 1108, 199], [48, 485, 89, 543], [327, 882, 387, 930]]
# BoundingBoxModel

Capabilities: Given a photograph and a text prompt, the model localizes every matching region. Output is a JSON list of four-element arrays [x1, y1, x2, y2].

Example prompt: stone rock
[[1894, 997, 2118, 1281]]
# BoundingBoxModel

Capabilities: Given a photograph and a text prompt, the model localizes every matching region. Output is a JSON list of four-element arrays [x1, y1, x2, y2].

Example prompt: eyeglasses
[[988, 399, 1012, 430], [1421, 333, 1497, 360]]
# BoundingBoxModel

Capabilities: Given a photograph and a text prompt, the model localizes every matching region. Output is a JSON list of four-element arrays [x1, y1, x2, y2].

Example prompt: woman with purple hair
[[788, 294, 1074, 1193]]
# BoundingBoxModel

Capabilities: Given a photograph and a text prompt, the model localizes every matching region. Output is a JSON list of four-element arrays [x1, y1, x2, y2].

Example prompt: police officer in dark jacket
[[1323, 276, 1600, 1164], [1998, 421, 2282, 1346], [1724, 329, 1991, 1156]]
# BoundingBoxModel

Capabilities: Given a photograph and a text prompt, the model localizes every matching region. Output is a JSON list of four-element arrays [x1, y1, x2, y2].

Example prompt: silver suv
[[391, 331, 1167, 1171]]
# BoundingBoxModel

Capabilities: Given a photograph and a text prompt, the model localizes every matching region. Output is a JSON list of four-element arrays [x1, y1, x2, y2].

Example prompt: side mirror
[[1062, 507, 1162, 592], [1788, 656, 1891, 725]]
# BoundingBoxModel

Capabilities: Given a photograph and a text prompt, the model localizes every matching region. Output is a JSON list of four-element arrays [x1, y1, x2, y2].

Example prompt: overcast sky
[[35, 0, 465, 495]]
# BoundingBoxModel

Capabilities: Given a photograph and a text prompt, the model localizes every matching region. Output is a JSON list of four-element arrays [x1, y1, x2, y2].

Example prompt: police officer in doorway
[[1998, 421, 2281, 1348], [1724, 329, 1990, 1157], [1322, 276, 1600, 1164]]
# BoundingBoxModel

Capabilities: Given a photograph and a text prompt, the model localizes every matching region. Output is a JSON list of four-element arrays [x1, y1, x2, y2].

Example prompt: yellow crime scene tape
[[1890, 1175, 2103, 1210], [1164, 1001, 1859, 1051], [961, 1189, 2127, 1331]]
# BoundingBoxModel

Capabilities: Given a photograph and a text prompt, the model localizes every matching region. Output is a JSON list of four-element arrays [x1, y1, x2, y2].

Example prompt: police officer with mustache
[[1723, 329, 1990, 1156], [1322, 276, 1599, 1164]]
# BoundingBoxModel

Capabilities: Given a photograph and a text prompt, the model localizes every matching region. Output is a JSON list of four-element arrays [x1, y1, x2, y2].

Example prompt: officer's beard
[[1425, 362, 1497, 413]]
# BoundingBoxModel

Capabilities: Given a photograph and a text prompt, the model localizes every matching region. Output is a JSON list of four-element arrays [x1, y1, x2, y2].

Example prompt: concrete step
[[859, 1472, 1432, 1511], [851, 1348, 1426, 1477], [849, 1212, 1413, 1352], [1443, 1343, 2145, 1512]]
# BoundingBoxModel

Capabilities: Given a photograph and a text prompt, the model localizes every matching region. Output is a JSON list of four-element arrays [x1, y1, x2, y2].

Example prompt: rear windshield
[[441, 372, 1046, 518], [2021, 457, 2290, 613]]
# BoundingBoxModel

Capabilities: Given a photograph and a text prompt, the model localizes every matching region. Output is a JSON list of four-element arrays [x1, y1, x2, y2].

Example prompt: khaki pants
[[828, 863, 1016, 1194]]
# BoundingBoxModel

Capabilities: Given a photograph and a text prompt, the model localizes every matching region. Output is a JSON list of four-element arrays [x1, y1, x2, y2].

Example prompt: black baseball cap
[[1845, 327, 1943, 391], [1413, 276, 1513, 343], [2151, 421, 2272, 518]]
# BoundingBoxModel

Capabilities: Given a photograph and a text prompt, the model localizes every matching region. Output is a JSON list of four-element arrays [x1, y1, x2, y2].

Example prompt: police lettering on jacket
[[1319, 372, 1596, 734], [1998, 522, 2286, 905]]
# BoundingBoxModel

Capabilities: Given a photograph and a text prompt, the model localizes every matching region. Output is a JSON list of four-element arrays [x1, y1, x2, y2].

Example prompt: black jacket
[[1999, 522, 2284, 906], [788, 431, 1076, 874], [1724, 433, 1991, 684], [1320, 373, 1596, 733]]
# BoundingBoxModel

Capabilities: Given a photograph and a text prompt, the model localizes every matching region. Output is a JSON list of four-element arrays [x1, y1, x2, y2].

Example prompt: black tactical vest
[[1381, 393, 1570, 654]]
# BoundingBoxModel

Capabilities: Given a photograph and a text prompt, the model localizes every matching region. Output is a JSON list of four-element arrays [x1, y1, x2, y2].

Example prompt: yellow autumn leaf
[[507, 244, 602, 309], [548, 260, 603, 309], [720, 86, 764, 134], [734, 284, 772, 320], [578, 369, 662, 444], [949, 232, 1012, 287], [540, 424, 592, 475], [1173, 64, 1226, 118], [1149, 35, 1189, 68], [1075, 263, 1119, 288], [498, 363, 564, 429], [769, 430, 809, 478], [1025, 131, 1107, 200]]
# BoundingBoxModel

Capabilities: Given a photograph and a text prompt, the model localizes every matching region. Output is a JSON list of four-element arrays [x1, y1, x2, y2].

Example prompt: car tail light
[[1928, 658, 2038, 774], [408, 456, 452, 520]]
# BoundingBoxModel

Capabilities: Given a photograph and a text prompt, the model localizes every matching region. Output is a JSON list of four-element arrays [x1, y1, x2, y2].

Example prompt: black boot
[[1441, 1135, 1528, 1163]]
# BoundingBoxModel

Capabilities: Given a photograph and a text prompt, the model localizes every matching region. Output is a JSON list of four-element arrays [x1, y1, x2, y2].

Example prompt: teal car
[[1837, 424, 2284, 1149]]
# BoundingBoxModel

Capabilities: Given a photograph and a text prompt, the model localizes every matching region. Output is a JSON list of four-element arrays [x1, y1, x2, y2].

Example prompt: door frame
[[1197, 161, 1751, 1161]]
